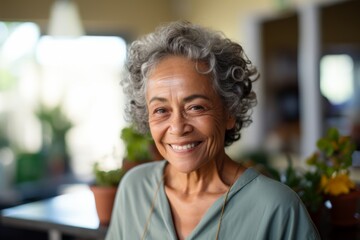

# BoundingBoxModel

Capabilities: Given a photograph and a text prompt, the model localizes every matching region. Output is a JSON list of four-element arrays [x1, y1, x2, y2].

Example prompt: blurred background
[[0, 0, 359, 230]]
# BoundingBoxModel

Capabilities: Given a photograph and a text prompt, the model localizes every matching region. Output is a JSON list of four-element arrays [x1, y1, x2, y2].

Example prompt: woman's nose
[[168, 112, 192, 136]]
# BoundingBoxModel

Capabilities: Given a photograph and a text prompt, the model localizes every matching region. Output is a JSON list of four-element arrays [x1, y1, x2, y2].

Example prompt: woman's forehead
[[145, 57, 218, 101]]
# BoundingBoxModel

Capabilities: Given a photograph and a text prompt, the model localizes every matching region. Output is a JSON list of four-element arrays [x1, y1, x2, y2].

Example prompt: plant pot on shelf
[[326, 189, 360, 227], [305, 128, 358, 227], [90, 185, 117, 225], [90, 163, 124, 225]]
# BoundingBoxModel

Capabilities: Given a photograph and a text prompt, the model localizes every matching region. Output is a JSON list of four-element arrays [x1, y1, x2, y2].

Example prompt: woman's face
[[146, 56, 235, 173]]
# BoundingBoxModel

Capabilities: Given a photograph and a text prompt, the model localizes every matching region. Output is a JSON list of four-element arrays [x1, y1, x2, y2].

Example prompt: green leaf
[[120, 125, 153, 162], [93, 163, 124, 187], [327, 127, 339, 141]]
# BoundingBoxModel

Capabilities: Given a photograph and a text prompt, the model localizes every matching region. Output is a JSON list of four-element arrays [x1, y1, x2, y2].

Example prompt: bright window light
[[36, 36, 126, 67], [0, 22, 41, 153], [0, 21, 128, 181], [1, 22, 40, 63], [35, 35, 127, 178], [320, 54, 354, 105]]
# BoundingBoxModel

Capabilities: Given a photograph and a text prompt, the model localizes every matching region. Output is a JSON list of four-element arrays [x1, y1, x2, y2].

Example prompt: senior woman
[[106, 21, 320, 240]]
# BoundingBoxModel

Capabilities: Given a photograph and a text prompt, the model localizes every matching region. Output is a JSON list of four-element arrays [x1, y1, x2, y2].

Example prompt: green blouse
[[106, 161, 320, 240]]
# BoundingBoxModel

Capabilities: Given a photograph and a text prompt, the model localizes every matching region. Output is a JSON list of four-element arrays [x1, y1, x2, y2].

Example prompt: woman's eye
[[154, 108, 167, 114], [189, 105, 205, 111]]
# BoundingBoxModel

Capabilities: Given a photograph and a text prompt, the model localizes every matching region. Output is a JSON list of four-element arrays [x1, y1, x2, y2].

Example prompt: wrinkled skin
[[146, 56, 244, 240], [146, 56, 235, 174]]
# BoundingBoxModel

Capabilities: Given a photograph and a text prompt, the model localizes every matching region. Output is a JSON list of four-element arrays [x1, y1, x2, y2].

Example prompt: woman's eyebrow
[[183, 94, 210, 103], [149, 94, 210, 105], [149, 96, 167, 104]]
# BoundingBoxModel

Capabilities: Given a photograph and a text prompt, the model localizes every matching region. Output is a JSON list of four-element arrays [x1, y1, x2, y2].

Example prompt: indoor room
[[0, 0, 359, 239]]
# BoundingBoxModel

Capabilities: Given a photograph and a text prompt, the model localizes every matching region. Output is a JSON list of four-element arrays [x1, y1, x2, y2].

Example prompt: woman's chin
[[166, 158, 210, 174]]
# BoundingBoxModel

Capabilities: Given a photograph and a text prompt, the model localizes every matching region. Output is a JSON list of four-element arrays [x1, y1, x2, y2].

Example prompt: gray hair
[[121, 21, 259, 146]]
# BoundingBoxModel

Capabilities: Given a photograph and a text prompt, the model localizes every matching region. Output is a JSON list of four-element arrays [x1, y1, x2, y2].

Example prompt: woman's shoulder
[[119, 160, 166, 188], [234, 168, 320, 240], [241, 168, 301, 204]]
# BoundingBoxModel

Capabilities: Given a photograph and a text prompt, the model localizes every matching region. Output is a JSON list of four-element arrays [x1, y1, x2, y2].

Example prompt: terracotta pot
[[90, 185, 117, 225], [327, 189, 360, 227]]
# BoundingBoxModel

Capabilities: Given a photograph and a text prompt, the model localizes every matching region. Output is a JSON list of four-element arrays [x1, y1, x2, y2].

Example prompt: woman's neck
[[164, 155, 244, 195]]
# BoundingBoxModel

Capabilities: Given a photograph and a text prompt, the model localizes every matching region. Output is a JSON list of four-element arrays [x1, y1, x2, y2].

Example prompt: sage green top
[[106, 161, 320, 240]]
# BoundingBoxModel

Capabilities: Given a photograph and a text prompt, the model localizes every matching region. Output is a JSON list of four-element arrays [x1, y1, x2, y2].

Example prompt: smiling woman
[[146, 56, 233, 174], [106, 21, 320, 240]]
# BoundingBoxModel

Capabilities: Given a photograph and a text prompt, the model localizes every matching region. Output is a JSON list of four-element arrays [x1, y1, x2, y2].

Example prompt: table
[[0, 189, 108, 240]]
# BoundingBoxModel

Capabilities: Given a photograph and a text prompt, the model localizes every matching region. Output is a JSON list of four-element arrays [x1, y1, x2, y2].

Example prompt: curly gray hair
[[121, 21, 259, 146]]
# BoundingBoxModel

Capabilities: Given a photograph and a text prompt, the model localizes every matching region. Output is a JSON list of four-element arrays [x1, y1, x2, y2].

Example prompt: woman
[[106, 21, 320, 240]]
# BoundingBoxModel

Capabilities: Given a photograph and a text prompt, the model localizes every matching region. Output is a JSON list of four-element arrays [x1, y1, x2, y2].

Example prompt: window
[[0, 21, 127, 184], [320, 54, 356, 135], [320, 54, 354, 105]]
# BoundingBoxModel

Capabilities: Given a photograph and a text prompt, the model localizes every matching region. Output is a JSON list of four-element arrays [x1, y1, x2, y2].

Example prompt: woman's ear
[[226, 115, 236, 130]]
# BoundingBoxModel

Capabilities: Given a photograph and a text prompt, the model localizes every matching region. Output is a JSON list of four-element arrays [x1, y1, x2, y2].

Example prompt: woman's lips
[[169, 142, 201, 151]]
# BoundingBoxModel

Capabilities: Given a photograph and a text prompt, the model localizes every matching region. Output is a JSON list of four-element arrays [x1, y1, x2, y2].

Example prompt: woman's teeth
[[171, 143, 197, 150]]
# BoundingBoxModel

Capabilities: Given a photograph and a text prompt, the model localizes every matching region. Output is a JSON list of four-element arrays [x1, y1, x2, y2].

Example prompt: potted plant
[[276, 128, 357, 227], [120, 125, 161, 171], [306, 127, 357, 226], [90, 162, 125, 225]]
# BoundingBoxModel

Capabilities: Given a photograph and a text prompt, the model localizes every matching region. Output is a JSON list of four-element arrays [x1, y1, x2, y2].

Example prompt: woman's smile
[[168, 141, 202, 152], [146, 55, 234, 173]]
